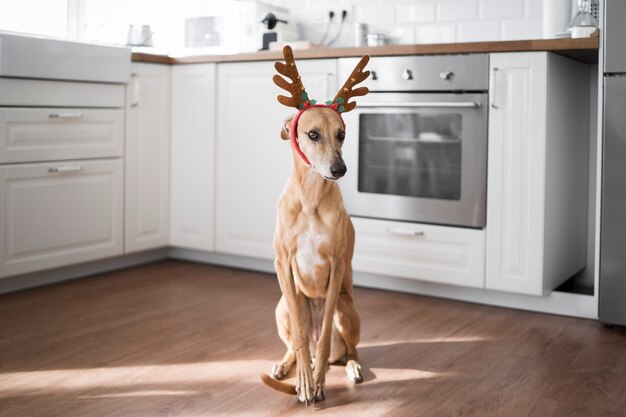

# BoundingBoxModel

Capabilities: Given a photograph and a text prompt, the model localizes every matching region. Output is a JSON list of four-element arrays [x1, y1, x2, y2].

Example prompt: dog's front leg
[[313, 258, 344, 402], [274, 256, 314, 405]]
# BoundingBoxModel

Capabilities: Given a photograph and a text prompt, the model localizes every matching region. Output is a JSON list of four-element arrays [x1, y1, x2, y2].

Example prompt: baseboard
[[353, 271, 598, 319], [168, 247, 275, 274], [0, 249, 169, 295]]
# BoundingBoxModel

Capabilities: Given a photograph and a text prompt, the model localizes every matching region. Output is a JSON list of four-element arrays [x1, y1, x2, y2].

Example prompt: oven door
[[340, 92, 488, 228]]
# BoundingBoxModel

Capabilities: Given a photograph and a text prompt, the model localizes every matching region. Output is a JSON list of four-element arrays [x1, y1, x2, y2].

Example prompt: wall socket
[[313, 7, 353, 24]]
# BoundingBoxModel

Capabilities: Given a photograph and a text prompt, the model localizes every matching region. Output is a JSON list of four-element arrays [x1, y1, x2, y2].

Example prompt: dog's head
[[273, 46, 369, 181], [280, 108, 346, 180]]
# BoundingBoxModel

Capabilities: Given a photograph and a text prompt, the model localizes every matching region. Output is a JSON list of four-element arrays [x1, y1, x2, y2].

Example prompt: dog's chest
[[294, 218, 332, 298]]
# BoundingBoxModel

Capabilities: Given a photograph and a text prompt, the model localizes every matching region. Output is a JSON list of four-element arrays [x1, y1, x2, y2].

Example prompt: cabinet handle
[[489, 67, 499, 109], [130, 73, 139, 107], [48, 165, 83, 174], [49, 112, 83, 119], [324, 73, 334, 100], [387, 228, 425, 237]]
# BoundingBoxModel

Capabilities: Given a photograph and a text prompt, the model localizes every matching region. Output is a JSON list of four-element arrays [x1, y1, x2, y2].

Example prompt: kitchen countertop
[[132, 37, 599, 65]]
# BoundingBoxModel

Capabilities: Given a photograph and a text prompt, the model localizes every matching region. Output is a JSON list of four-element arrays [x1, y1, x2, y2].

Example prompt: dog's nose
[[330, 161, 347, 179]]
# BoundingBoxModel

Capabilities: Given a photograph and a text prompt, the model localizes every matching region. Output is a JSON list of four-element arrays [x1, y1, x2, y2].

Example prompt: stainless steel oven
[[339, 54, 489, 228]]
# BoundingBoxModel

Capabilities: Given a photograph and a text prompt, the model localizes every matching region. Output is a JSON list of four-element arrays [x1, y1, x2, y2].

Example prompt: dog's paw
[[312, 363, 326, 402], [313, 383, 325, 402], [296, 363, 315, 405], [271, 363, 288, 380], [345, 360, 363, 383]]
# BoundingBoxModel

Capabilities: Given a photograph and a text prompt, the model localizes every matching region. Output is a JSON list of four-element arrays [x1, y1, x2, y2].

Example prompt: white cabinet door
[[215, 60, 337, 260], [352, 217, 485, 288], [170, 63, 216, 251], [125, 63, 171, 253], [0, 159, 124, 278], [486, 52, 590, 296], [486, 53, 548, 295]]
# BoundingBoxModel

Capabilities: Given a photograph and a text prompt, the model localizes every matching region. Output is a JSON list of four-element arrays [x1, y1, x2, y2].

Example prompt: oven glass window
[[358, 113, 462, 200]]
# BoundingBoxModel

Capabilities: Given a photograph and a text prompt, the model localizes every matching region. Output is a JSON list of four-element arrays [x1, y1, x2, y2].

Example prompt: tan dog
[[261, 46, 370, 405]]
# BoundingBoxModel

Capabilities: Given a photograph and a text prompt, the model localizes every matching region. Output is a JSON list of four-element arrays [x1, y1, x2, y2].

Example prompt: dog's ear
[[280, 115, 293, 140]]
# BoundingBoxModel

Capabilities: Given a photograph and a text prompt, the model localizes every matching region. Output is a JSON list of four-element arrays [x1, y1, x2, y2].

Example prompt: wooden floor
[[0, 261, 625, 417]]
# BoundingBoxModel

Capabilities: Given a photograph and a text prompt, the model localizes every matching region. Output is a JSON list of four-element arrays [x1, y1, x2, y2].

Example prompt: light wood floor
[[0, 261, 625, 417]]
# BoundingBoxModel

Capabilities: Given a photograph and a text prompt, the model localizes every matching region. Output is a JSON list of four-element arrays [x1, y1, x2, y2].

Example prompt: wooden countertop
[[132, 37, 599, 65]]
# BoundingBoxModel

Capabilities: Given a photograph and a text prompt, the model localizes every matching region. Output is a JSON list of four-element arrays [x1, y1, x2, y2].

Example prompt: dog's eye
[[307, 130, 320, 141], [337, 131, 345, 143]]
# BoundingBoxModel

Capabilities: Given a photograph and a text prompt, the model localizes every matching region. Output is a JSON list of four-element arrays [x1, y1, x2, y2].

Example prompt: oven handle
[[357, 101, 481, 109]]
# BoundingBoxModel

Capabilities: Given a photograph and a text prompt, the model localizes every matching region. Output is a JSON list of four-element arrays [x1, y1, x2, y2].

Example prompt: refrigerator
[[600, 0, 626, 326]]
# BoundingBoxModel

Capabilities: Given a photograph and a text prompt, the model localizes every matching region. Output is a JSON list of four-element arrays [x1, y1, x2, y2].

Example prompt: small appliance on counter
[[127, 25, 153, 47], [566, 0, 599, 38], [182, 0, 290, 54], [260, 12, 298, 50], [184, 16, 220, 48]]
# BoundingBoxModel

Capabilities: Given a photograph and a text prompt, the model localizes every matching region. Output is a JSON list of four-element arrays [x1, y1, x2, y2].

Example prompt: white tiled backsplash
[[264, 0, 545, 45]]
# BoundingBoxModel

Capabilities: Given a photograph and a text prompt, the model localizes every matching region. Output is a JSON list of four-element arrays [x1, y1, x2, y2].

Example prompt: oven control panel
[[339, 54, 489, 92]]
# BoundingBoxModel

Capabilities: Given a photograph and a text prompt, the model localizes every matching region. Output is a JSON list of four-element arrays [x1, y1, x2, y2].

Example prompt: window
[[0, 0, 70, 38]]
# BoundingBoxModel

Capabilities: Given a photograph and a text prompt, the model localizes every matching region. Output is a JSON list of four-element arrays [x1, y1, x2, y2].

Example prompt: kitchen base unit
[[486, 52, 591, 296], [0, 159, 124, 278]]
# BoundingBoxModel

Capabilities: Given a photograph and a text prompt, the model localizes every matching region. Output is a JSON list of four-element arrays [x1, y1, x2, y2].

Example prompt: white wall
[[265, 0, 544, 45]]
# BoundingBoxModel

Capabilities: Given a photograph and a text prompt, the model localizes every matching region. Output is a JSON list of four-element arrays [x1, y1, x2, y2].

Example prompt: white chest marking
[[295, 225, 327, 277]]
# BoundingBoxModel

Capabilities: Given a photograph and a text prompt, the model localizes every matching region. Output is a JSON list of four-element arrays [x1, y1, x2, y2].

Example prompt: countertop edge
[[132, 37, 600, 65]]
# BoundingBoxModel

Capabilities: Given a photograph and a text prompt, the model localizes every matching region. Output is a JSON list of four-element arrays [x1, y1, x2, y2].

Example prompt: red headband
[[289, 104, 346, 166]]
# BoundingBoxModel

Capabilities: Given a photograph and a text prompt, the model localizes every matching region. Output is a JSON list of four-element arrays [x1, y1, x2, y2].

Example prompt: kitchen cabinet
[[352, 217, 486, 288], [0, 76, 125, 279], [486, 52, 589, 295], [169, 63, 217, 251], [0, 159, 124, 278], [125, 63, 171, 253], [215, 59, 337, 259]]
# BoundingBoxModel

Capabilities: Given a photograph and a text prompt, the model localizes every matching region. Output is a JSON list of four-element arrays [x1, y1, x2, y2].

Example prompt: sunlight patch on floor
[[368, 368, 458, 382], [359, 335, 488, 347], [0, 360, 275, 393], [80, 389, 198, 399]]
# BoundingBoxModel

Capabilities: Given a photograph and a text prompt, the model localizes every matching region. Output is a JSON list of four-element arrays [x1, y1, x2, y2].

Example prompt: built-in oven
[[339, 54, 489, 228]]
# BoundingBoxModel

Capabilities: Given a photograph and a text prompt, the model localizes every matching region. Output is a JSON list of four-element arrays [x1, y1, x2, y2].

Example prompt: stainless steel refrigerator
[[600, 0, 626, 326]]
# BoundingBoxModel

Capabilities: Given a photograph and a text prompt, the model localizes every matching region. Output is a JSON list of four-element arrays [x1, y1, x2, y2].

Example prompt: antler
[[273, 46, 306, 109], [334, 56, 370, 113]]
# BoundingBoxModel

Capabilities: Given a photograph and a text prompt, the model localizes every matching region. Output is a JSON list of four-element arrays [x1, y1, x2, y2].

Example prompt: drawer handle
[[130, 73, 139, 107], [489, 67, 499, 109], [387, 228, 425, 237], [48, 165, 83, 174], [49, 112, 84, 120]]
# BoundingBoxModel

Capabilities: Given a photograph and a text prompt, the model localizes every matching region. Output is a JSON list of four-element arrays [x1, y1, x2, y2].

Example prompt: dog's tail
[[260, 374, 297, 395]]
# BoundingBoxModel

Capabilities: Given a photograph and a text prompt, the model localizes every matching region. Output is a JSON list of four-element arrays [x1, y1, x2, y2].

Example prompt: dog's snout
[[330, 160, 347, 179]]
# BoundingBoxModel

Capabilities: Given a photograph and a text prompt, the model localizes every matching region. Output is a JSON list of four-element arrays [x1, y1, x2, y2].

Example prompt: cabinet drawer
[[0, 108, 124, 163], [0, 78, 125, 108], [0, 159, 123, 278], [351, 217, 485, 288]]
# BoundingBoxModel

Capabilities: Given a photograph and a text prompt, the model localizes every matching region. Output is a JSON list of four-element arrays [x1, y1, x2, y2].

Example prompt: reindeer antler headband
[[273, 46, 370, 165]]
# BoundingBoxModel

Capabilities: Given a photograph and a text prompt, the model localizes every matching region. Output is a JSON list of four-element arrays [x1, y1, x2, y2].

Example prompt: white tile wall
[[457, 20, 501, 41], [502, 18, 543, 40], [437, 0, 479, 22], [480, 0, 525, 20], [266, 0, 546, 45]]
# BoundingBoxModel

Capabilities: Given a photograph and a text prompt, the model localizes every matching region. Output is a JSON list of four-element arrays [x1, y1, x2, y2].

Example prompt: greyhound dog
[[261, 46, 370, 405]]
